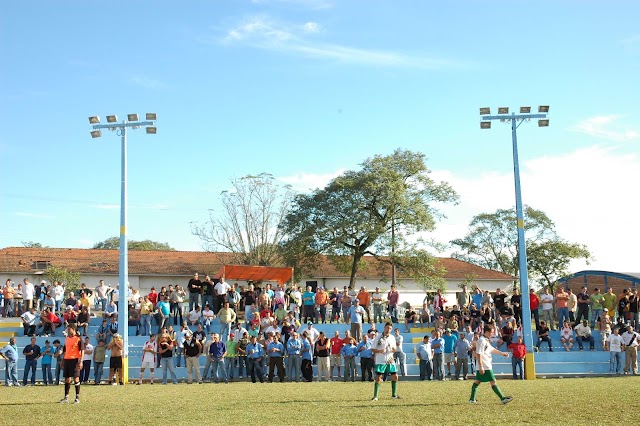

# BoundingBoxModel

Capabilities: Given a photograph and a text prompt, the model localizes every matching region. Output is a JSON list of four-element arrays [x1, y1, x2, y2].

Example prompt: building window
[[30, 260, 51, 270]]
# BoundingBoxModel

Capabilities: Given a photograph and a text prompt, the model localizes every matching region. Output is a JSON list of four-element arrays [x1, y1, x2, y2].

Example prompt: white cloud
[[569, 115, 640, 142], [217, 16, 458, 69], [430, 146, 640, 272], [278, 169, 344, 192]]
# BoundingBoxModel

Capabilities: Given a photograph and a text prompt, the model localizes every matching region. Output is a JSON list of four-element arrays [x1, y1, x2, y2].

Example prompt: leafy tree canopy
[[92, 237, 175, 251]]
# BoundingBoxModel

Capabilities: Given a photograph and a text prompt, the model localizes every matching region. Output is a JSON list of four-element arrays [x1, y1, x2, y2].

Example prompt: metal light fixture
[[146, 113, 157, 121], [90, 130, 102, 138], [538, 105, 550, 113], [127, 113, 139, 122], [106, 115, 118, 123], [146, 127, 157, 134], [520, 107, 531, 113], [89, 116, 100, 124], [480, 122, 491, 129], [538, 119, 549, 127], [480, 107, 491, 115]]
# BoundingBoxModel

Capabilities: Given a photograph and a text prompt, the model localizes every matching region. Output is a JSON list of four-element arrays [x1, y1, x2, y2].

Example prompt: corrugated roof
[[0, 247, 515, 281]]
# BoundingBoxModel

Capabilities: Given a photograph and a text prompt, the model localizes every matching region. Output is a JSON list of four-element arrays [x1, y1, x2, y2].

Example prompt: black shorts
[[63, 359, 80, 378], [110, 356, 123, 369]]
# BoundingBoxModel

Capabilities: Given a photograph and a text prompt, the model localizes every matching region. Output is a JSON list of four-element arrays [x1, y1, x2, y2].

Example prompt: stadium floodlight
[[127, 113, 139, 122], [538, 105, 549, 113], [89, 116, 100, 124], [498, 107, 509, 114], [480, 122, 491, 129], [520, 107, 531, 113], [480, 107, 491, 115], [90, 130, 102, 138], [146, 126, 157, 134], [538, 119, 549, 127], [146, 113, 157, 121], [106, 115, 118, 123]]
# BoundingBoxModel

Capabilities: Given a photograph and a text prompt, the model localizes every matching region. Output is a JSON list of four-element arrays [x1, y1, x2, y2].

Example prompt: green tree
[[46, 265, 81, 292], [22, 241, 47, 248], [281, 149, 458, 288], [93, 237, 175, 251], [450, 206, 592, 290], [191, 173, 295, 266]]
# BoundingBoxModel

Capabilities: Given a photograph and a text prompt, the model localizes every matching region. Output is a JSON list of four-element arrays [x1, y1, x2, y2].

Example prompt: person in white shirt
[[574, 320, 595, 351], [54, 282, 66, 314], [606, 328, 624, 374], [469, 324, 513, 404], [81, 336, 94, 384], [138, 334, 157, 384], [371, 322, 399, 401], [214, 278, 230, 312], [201, 305, 216, 333], [621, 324, 639, 374], [540, 288, 555, 330], [560, 321, 574, 351], [22, 279, 35, 310], [189, 306, 202, 326]]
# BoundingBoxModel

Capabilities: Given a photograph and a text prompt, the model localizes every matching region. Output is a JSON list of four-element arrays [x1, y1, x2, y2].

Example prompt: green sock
[[470, 383, 479, 401], [492, 384, 505, 400], [391, 380, 397, 397], [374, 382, 380, 398]]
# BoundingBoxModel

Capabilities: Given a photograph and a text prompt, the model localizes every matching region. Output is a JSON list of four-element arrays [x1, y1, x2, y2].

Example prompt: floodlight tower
[[480, 106, 549, 380], [88, 113, 157, 384]]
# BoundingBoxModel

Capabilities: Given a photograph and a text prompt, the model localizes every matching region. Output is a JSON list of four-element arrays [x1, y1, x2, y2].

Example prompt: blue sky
[[1, 0, 639, 272]]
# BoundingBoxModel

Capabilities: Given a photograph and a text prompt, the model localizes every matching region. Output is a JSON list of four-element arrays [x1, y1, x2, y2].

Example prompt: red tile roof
[[0, 247, 514, 281]]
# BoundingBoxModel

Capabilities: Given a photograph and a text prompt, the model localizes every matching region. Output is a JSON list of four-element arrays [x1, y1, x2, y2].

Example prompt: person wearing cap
[[621, 324, 639, 374], [207, 333, 228, 384], [574, 320, 595, 351], [349, 299, 366, 342]]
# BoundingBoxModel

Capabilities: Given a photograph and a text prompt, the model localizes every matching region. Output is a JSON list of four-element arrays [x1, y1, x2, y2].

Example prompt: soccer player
[[469, 324, 513, 404], [371, 322, 400, 401], [138, 333, 157, 384], [60, 325, 84, 404]]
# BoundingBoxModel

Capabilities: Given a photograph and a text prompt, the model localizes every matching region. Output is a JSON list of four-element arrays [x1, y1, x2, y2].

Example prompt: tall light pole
[[88, 113, 157, 384], [480, 106, 549, 380]]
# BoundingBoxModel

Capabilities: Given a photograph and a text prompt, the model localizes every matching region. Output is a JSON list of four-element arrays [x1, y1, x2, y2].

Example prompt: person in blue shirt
[[357, 334, 374, 382], [22, 337, 41, 386], [442, 329, 458, 377], [349, 299, 366, 342], [286, 332, 302, 382], [52, 339, 64, 385], [431, 330, 445, 381], [301, 331, 313, 382], [41, 340, 54, 385], [246, 335, 265, 383], [301, 286, 316, 324], [341, 338, 358, 382], [0, 337, 20, 386], [208, 333, 228, 384], [267, 336, 285, 382]]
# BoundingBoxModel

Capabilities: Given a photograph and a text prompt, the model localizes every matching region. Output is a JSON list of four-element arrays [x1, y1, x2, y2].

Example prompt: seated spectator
[[76, 307, 90, 336], [96, 319, 109, 344], [497, 321, 515, 349], [63, 306, 78, 329], [404, 307, 417, 332], [188, 305, 202, 326], [104, 300, 118, 319], [38, 307, 61, 336], [560, 321, 575, 351], [128, 305, 141, 336], [575, 320, 595, 351], [419, 303, 431, 325], [21, 307, 38, 336], [536, 320, 553, 352]]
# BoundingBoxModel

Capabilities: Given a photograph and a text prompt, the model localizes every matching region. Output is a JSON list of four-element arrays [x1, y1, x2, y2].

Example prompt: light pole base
[[524, 352, 536, 380]]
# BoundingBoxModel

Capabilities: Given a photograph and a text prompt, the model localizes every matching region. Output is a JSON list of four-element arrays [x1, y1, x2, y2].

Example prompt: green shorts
[[475, 369, 497, 383], [374, 363, 397, 375]]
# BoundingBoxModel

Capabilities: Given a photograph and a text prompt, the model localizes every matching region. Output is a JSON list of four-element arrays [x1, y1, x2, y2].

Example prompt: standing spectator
[[371, 287, 385, 324], [314, 331, 331, 382], [341, 338, 357, 382], [315, 287, 330, 324], [575, 320, 595, 351], [556, 287, 570, 328], [590, 288, 605, 327], [183, 332, 203, 384], [3, 279, 16, 318], [1, 337, 19, 386], [201, 276, 214, 311], [267, 335, 285, 383], [618, 290, 630, 324], [433, 289, 447, 315], [602, 287, 617, 320], [357, 334, 374, 382], [442, 328, 458, 377], [14, 283, 24, 316], [138, 334, 157, 385], [340, 288, 352, 324], [208, 333, 228, 384], [301, 286, 315, 324], [349, 299, 366, 342], [169, 285, 185, 326], [236, 331, 249, 379], [560, 320, 575, 351], [22, 336, 40, 386], [214, 277, 230, 313], [606, 327, 624, 375], [93, 339, 106, 385], [23, 278, 35, 310], [454, 332, 471, 380], [94, 280, 110, 312], [80, 336, 93, 384], [621, 324, 639, 375], [329, 330, 344, 380], [246, 335, 265, 383], [53, 339, 64, 385], [329, 287, 341, 323], [139, 295, 154, 336], [288, 285, 302, 317], [507, 336, 526, 380], [529, 289, 540, 330], [629, 289, 639, 330], [225, 334, 237, 381], [540, 288, 555, 330], [458, 285, 472, 309], [300, 331, 313, 382], [187, 273, 202, 312], [393, 328, 407, 377], [431, 330, 445, 381], [156, 296, 171, 332], [41, 340, 54, 385], [511, 288, 522, 326], [106, 334, 124, 385], [598, 312, 613, 349], [217, 301, 237, 342], [493, 288, 507, 319], [567, 288, 578, 323], [416, 335, 433, 381], [356, 286, 371, 324], [227, 285, 241, 313], [387, 286, 399, 323], [575, 287, 591, 326], [158, 333, 178, 385], [536, 321, 553, 352]]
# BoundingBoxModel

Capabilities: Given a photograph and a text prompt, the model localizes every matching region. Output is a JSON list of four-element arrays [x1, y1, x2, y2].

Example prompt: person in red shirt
[[329, 330, 344, 380], [507, 336, 527, 380], [529, 289, 540, 330], [147, 287, 159, 306]]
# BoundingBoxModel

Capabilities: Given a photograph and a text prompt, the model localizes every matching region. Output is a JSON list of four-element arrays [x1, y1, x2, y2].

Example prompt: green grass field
[[0, 377, 637, 425]]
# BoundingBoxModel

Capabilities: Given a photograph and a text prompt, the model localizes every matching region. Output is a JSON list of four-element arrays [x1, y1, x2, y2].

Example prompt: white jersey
[[373, 334, 396, 365], [475, 336, 494, 371], [142, 340, 157, 363], [607, 334, 624, 352]]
